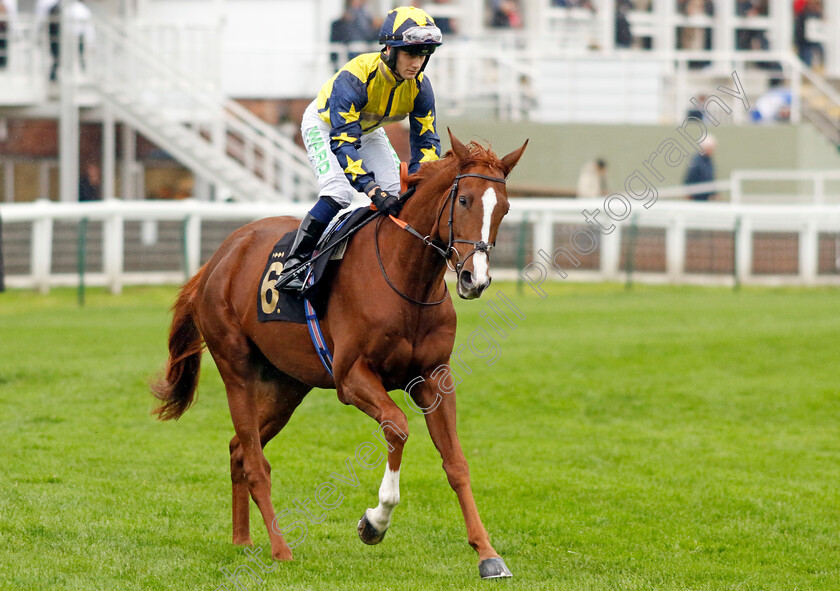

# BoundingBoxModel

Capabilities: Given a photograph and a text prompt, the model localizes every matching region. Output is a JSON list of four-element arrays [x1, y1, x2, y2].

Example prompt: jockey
[[276, 5, 443, 291]]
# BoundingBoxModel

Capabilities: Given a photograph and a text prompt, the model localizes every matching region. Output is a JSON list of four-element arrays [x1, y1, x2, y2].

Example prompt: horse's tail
[[151, 268, 206, 421]]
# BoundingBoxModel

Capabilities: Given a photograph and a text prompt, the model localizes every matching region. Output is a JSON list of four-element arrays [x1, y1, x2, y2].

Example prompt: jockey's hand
[[368, 185, 403, 217]]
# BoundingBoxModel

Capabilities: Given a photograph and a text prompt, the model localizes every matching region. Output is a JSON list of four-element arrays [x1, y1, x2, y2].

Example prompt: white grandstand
[[1, 0, 840, 290], [0, 0, 838, 203]]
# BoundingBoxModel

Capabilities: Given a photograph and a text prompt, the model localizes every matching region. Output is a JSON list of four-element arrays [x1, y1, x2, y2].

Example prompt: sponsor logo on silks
[[305, 127, 331, 176], [271, 251, 285, 259]]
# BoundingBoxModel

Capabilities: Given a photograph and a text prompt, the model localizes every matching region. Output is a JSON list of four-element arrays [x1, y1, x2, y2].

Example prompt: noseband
[[375, 171, 507, 306]]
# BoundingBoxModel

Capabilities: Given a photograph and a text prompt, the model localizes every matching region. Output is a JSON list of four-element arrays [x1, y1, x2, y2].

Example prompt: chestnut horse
[[152, 131, 527, 579]]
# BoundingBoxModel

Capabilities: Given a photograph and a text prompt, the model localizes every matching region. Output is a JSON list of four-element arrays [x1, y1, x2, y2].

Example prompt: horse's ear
[[448, 128, 471, 161], [501, 139, 529, 177]]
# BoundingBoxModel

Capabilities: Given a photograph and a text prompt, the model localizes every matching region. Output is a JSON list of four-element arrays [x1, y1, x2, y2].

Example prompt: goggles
[[402, 44, 437, 56], [402, 25, 442, 45]]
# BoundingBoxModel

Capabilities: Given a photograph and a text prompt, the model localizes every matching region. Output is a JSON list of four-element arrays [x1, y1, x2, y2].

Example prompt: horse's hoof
[[357, 511, 387, 545], [479, 557, 513, 579]]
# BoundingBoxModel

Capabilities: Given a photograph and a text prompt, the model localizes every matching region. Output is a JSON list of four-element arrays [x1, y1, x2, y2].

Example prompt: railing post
[[103, 210, 124, 294], [730, 171, 742, 204], [735, 214, 752, 285], [532, 214, 553, 269], [183, 209, 201, 277], [799, 218, 818, 285], [666, 214, 686, 282], [600, 226, 621, 281], [32, 206, 53, 294]]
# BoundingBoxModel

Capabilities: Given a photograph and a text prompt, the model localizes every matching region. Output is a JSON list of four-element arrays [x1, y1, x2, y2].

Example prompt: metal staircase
[[795, 62, 840, 149], [88, 14, 316, 202]]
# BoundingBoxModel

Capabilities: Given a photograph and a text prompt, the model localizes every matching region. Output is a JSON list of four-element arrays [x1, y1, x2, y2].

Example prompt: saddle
[[257, 206, 377, 324]]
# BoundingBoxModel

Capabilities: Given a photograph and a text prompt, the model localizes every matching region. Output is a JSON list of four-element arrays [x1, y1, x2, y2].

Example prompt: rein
[[375, 171, 507, 306]]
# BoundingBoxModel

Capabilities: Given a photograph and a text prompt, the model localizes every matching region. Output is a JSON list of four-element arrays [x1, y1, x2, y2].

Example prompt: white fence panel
[[2, 197, 840, 293]]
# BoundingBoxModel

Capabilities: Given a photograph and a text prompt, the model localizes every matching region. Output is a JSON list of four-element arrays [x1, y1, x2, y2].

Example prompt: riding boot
[[275, 213, 328, 291]]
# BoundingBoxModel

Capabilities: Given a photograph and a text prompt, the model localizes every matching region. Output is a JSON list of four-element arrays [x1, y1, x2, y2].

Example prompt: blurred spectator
[[45, 0, 94, 82], [552, 0, 596, 8], [751, 79, 792, 122], [615, 0, 633, 48], [687, 94, 707, 122], [736, 0, 767, 49], [684, 135, 716, 201], [78, 162, 101, 201], [0, 0, 16, 70], [678, 0, 713, 68], [793, 0, 823, 67], [490, 0, 523, 28], [330, 0, 377, 70], [412, 0, 457, 35], [577, 158, 609, 198]]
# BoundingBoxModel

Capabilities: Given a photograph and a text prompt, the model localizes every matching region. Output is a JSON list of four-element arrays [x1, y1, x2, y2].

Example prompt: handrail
[[89, 12, 314, 202]]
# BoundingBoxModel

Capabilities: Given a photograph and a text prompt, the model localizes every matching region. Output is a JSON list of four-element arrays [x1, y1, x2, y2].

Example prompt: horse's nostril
[[460, 270, 473, 287]]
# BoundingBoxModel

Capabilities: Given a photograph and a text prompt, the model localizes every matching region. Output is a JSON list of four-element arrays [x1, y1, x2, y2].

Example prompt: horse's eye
[[458, 196, 467, 207]]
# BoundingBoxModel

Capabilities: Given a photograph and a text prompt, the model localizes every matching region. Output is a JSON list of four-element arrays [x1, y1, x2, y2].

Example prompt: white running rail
[[2, 195, 839, 293]]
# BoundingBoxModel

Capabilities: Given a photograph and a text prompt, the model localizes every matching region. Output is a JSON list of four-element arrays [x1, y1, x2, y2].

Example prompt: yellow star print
[[419, 147, 439, 162], [415, 111, 435, 135], [344, 156, 367, 181], [339, 104, 360, 124], [332, 133, 357, 145], [393, 8, 427, 31]]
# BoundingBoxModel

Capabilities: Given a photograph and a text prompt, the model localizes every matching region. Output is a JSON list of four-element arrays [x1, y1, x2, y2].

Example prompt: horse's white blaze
[[472, 187, 497, 285], [367, 467, 400, 532]]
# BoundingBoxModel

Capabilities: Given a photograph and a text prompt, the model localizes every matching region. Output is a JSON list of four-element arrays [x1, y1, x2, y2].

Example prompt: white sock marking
[[367, 467, 400, 532]]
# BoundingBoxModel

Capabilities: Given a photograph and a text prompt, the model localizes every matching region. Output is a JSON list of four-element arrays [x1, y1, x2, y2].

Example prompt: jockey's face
[[393, 49, 427, 81]]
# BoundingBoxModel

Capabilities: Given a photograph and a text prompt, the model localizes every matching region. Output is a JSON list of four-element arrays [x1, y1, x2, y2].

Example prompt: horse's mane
[[407, 142, 505, 188]]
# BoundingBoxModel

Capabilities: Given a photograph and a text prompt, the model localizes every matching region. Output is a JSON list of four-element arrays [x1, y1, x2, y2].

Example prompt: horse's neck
[[401, 164, 459, 239], [374, 167, 457, 294]]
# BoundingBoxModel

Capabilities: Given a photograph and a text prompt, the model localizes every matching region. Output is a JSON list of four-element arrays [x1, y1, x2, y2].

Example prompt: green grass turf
[[1, 282, 839, 590]]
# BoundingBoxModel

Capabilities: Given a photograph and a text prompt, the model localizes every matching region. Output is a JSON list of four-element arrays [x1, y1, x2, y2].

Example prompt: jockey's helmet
[[379, 6, 443, 57]]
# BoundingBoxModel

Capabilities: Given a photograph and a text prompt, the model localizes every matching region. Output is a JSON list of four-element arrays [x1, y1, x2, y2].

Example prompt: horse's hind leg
[[212, 344, 308, 562], [230, 372, 310, 547]]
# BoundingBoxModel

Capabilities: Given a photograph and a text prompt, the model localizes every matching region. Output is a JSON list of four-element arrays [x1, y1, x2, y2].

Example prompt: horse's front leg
[[336, 359, 409, 545], [411, 371, 513, 579]]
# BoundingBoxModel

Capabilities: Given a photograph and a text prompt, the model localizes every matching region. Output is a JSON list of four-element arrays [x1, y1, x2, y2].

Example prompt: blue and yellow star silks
[[315, 52, 441, 191], [332, 132, 358, 145], [415, 111, 435, 135], [419, 147, 438, 162], [339, 104, 360, 124], [343, 156, 367, 181]]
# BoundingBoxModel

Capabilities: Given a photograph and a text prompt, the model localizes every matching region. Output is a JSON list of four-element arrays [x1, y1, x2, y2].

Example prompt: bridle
[[375, 171, 507, 306]]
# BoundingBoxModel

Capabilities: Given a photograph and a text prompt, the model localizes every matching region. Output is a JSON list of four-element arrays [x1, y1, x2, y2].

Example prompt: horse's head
[[440, 130, 528, 300]]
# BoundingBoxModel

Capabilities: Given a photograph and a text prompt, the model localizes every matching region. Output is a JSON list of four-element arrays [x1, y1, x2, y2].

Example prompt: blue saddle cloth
[[256, 206, 376, 324]]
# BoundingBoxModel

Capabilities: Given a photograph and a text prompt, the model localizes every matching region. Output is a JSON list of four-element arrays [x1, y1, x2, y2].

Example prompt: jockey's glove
[[367, 184, 403, 217]]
